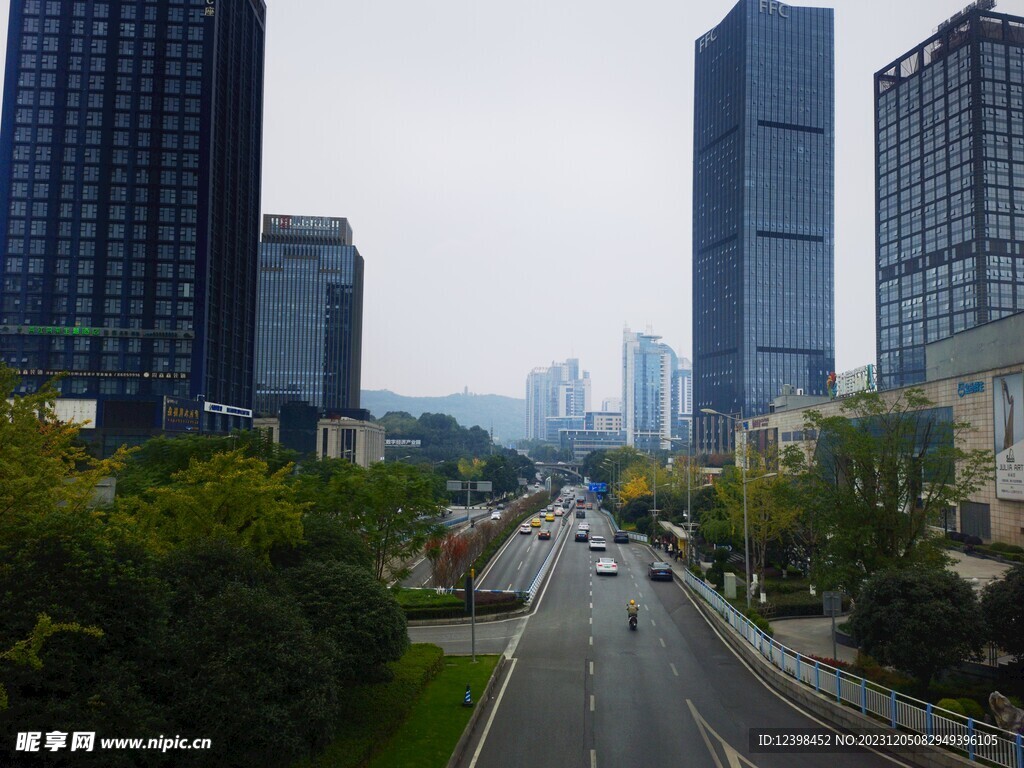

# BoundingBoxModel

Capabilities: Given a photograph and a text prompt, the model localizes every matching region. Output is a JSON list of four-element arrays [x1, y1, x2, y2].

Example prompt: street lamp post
[[701, 408, 751, 608], [602, 458, 620, 528]]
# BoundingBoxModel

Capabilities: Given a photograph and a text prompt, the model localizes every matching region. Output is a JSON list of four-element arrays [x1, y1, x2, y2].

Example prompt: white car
[[595, 557, 618, 576], [578, 522, 591, 532], [519, 523, 531, 534], [589, 535, 606, 551], [490, 510, 501, 520]]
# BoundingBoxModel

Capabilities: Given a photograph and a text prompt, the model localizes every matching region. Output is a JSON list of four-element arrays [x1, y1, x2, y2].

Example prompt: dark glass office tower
[[692, 0, 834, 454], [875, 4, 1024, 390], [0, 0, 266, 448], [254, 215, 364, 418]]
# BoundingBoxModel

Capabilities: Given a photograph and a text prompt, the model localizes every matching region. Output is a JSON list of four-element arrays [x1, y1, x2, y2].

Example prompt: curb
[[446, 655, 508, 768], [408, 607, 530, 627], [682, 579, 977, 768]]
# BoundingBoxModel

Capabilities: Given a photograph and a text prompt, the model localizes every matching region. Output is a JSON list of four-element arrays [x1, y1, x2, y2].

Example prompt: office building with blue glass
[[254, 214, 364, 418], [0, 0, 266, 452], [622, 327, 677, 453], [692, 0, 834, 454], [875, 3, 1024, 390]]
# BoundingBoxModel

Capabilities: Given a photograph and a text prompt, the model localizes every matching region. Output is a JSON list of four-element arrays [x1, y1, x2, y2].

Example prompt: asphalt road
[[427, 510, 916, 768]]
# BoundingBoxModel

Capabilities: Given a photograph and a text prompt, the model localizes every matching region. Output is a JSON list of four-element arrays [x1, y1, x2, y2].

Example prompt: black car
[[575, 530, 589, 542], [613, 531, 629, 544], [648, 561, 673, 581], [575, 509, 586, 518]]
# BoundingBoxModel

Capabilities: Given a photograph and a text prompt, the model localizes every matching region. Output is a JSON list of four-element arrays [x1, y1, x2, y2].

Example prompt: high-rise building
[[525, 358, 590, 441], [622, 327, 677, 453], [692, 0, 835, 453], [0, 0, 266, 452], [254, 214, 364, 418], [672, 357, 693, 452], [875, 2, 1024, 390]]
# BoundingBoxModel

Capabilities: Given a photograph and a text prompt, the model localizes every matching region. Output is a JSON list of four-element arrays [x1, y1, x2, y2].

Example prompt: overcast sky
[[0, 0, 1007, 403]]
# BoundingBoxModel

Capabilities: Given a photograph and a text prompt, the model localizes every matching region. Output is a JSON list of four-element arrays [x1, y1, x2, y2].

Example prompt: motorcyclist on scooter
[[626, 599, 639, 619]]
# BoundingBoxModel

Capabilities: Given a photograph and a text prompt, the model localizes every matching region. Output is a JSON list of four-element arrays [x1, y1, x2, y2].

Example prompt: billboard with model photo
[[994, 372, 1024, 501]]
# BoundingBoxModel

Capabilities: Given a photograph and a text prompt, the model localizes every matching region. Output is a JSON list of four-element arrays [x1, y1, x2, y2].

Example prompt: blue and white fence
[[597, 506, 648, 543], [682, 569, 1024, 768]]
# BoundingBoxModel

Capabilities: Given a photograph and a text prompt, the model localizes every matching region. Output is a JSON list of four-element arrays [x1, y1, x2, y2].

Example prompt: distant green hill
[[360, 390, 525, 442]]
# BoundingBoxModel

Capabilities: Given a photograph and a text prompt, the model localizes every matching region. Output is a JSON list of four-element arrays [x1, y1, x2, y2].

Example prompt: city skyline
[[0, 0, 1007, 405]]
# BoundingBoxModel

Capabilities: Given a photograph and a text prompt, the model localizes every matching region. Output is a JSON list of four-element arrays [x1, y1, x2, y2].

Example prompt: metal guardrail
[[597, 506, 648, 543], [523, 518, 571, 604], [681, 568, 1024, 768]]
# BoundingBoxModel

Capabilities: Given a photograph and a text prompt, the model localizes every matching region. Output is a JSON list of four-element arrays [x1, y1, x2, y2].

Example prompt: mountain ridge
[[360, 389, 525, 442]]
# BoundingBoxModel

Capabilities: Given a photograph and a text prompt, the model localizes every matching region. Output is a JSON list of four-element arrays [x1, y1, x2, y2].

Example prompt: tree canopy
[[783, 389, 991, 596], [849, 568, 983, 689]]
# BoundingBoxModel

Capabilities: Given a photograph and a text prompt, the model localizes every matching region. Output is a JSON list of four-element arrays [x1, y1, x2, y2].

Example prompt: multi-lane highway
[[411, 494, 915, 768]]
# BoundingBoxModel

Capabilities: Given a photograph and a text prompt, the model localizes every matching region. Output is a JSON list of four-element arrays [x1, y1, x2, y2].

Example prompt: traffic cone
[[463, 684, 473, 707]]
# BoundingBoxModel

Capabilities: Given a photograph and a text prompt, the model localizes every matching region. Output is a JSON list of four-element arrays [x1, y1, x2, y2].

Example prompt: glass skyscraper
[[692, 0, 834, 454], [254, 214, 364, 417], [875, 3, 1024, 390], [622, 327, 677, 453], [525, 358, 590, 442], [0, 0, 265, 448]]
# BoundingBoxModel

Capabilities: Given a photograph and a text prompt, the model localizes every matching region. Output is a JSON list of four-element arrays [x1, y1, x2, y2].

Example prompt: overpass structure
[[533, 461, 583, 481]]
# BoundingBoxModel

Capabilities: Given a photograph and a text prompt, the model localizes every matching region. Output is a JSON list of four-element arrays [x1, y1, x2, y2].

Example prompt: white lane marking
[[589, 617, 592, 625], [590, 749, 597, 768], [589, 602, 593, 609], [650, 619, 656, 627], [670, 663, 679, 677], [589, 661, 594, 675], [517, 561, 523, 571], [679, 584, 915, 766], [467, 657, 518, 768], [421, 576, 431, 586], [659, 637, 666, 648], [590, 694, 595, 712], [589, 635, 593, 646], [506, 583, 512, 591]]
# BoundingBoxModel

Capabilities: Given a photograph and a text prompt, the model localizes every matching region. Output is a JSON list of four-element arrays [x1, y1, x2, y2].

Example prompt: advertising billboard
[[163, 396, 202, 433], [994, 372, 1024, 501]]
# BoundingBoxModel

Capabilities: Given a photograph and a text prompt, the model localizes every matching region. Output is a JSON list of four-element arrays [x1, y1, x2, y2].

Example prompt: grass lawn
[[298, 647, 500, 768], [368, 655, 500, 768]]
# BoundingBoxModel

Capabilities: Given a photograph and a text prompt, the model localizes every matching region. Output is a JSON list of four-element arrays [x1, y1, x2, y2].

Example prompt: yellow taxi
[[530, 517, 542, 527], [545, 512, 555, 522]]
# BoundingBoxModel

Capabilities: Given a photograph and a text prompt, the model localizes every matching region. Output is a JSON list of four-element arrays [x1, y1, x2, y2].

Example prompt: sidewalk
[[662, 544, 1015, 668]]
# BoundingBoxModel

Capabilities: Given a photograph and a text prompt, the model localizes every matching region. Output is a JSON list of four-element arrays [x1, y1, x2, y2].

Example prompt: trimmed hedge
[[936, 698, 966, 716]]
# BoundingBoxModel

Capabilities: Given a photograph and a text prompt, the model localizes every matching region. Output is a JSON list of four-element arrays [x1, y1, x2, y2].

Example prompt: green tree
[[161, 582, 338, 768], [119, 450, 305, 562], [281, 561, 408, 683], [981, 564, 1024, 663], [0, 614, 102, 710], [784, 389, 991, 596], [0, 365, 129, 542], [714, 447, 798, 589], [849, 568, 983, 690], [0, 517, 172, 766], [355, 462, 445, 581], [116, 431, 299, 497]]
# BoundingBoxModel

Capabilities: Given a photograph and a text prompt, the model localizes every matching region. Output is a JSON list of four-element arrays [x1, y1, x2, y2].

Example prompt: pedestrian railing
[[681, 568, 1024, 768]]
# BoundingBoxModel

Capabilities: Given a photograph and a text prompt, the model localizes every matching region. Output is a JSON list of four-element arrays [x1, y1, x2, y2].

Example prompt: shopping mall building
[[740, 313, 1024, 548]]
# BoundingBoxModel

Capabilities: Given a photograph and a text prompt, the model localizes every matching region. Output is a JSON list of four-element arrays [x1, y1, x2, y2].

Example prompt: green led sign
[[26, 325, 103, 337]]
